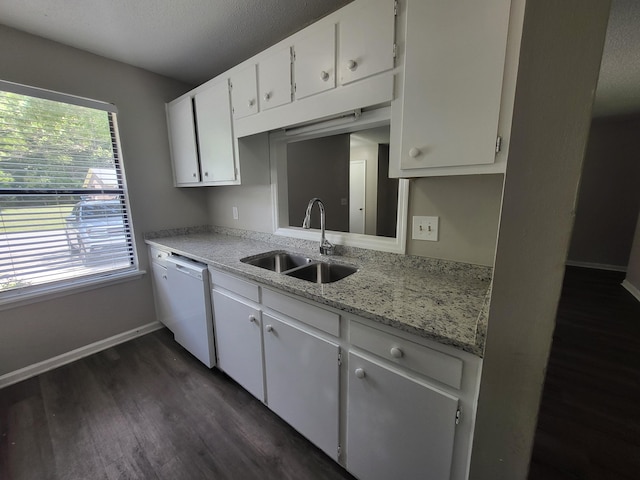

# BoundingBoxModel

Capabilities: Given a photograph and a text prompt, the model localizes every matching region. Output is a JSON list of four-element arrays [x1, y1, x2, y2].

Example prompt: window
[[0, 81, 136, 298]]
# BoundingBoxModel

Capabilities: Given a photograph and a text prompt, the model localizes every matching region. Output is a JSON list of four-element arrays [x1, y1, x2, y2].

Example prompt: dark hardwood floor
[[0, 328, 355, 480], [529, 266, 640, 480]]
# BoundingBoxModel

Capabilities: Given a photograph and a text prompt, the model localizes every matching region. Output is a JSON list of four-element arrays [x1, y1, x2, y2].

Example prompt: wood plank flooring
[[528, 266, 640, 480], [0, 328, 355, 480]]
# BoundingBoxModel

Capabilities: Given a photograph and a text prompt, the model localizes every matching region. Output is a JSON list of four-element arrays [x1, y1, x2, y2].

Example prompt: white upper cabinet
[[194, 80, 236, 183], [293, 24, 336, 100], [258, 47, 293, 111], [166, 96, 200, 185], [166, 79, 237, 186], [393, 0, 511, 173], [230, 64, 259, 119], [338, 0, 396, 85]]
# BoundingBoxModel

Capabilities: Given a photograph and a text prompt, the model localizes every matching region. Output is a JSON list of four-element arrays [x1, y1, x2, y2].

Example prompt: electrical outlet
[[232, 206, 239, 220], [412, 216, 439, 241]]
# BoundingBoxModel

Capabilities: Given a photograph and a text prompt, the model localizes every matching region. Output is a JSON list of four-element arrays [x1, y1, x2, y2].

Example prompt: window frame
[[0, 80, 141, 306]]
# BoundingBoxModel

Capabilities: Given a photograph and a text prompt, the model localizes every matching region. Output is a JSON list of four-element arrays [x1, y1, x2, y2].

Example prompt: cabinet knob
[[320, 70, 330, 81], [265, 324, 273, 332], [249, 315, 257, 323], [248, 98, 255, 107], [162, 274, 167, 280], [390, 347, 403, 358], [355, 368, 365, 379], [347, 60, 358, 71], [204, 171, 209, 177], [192, 173, 197, 177], [263, 92, 271, 101], [409, 147, 421, 158]]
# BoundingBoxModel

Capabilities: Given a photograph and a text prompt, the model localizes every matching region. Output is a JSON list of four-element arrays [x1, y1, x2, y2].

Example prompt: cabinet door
[[263, 314, 340, 460], [338, 0, 395, 85], [398, 0, 510, 170], [230, 64, 259, 119], [347, 352, 459, 480], [258, 47, 292, 111], [150, 262, 173, 330], [294, 24, 336, 100], [166, 96, 200, 185], [194, 80, 236, 183], [212, 290, 264, 400]]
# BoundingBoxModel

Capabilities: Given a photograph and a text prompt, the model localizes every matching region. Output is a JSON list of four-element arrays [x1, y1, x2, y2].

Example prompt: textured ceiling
[[0, 0, 352, 86], [0, 0, 637, 117]]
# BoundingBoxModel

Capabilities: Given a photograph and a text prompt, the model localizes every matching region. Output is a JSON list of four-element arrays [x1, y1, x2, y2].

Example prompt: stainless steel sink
[[241, 251, 357, 284], [241, 251, 313, 272], [285, 262, 357, 284]]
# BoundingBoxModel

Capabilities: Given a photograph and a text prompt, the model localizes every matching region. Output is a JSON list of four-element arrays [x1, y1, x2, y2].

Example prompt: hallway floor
[[529, 267, 640, 480]]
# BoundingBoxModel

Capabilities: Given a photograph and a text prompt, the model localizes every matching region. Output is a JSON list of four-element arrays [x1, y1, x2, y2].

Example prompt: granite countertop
[[145, 228, 492, 357]]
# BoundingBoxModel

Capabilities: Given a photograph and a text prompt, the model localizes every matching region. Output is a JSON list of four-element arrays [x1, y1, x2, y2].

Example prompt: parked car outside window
[[65, 199, 128, 263]]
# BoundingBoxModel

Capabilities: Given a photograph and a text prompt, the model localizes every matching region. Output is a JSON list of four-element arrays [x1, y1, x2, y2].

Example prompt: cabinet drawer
[[262, 288, 339, 337], [350, 321, 463, 389], [209, 268, 260, 303]]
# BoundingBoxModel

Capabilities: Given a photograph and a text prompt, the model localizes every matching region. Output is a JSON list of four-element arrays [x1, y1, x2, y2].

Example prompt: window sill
[[0, 269, 146, 312]]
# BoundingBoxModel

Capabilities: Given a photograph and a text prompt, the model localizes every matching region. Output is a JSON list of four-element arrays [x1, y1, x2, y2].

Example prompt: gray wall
[[287, 135, 350, 231], [407, 175, 504, 266], [626, 212, 640, 292], [470, 0, 611, 478], [376, 145, 398, 238], [568, 114, 640, 268], [0, 25, 208, 376]]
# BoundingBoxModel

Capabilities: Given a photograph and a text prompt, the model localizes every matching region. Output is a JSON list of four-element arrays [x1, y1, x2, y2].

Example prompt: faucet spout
[[302, 198, 334, 255]]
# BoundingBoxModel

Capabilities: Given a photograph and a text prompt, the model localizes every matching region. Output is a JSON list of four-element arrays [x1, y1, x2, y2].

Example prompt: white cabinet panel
[[338, 0, 395, 85], [350, 320, 463, 389], [261, 288, 340, 337], [212, 290, 264, 400], [263, 314, 340, 460], [230, 64, 259, 119], [347, 352, 459, 480], [150, 262, 172, 329], [294, 24, 336, 100], [258, 47, 292, 111], [194, 80, 236, 183], [397, 0, 510, 171], [166, 96, 200, 185]]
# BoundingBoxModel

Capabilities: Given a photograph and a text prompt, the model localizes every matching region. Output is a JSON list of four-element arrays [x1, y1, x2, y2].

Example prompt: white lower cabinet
[[346, 352, 459, 480], [149, 259, 172, 329], [263, 313, 340, 460], [207, 267, 479, 480], [211, 290, 264, 400]]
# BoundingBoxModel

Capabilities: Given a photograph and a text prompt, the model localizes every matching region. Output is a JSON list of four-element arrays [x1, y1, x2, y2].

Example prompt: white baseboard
[[565, 260, 627, 272], [0, 321, 164, 389], [622, 279, 640, 303]]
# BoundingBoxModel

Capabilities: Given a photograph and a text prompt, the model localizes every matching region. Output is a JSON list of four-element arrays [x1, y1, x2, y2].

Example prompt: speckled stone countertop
[[145, 227, 492, 357]]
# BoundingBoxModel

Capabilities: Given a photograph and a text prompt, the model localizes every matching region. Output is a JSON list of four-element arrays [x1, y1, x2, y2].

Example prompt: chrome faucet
[[303, 198, 334, 255]]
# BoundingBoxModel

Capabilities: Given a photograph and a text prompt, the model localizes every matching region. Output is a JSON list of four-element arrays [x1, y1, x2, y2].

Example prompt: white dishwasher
[[164, 255, 216, 368]]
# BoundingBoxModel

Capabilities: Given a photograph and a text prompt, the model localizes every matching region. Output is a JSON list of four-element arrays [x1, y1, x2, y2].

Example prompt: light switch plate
[[232, 206, 239, 220], [412, 216, 439, 241]]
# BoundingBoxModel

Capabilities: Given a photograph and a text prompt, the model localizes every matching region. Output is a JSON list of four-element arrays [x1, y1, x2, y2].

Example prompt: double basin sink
[[240, 251, 357, 284]]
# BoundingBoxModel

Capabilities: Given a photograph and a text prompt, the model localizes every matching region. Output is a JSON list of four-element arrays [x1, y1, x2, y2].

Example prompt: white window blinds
[[0, 84, 136, 295]]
